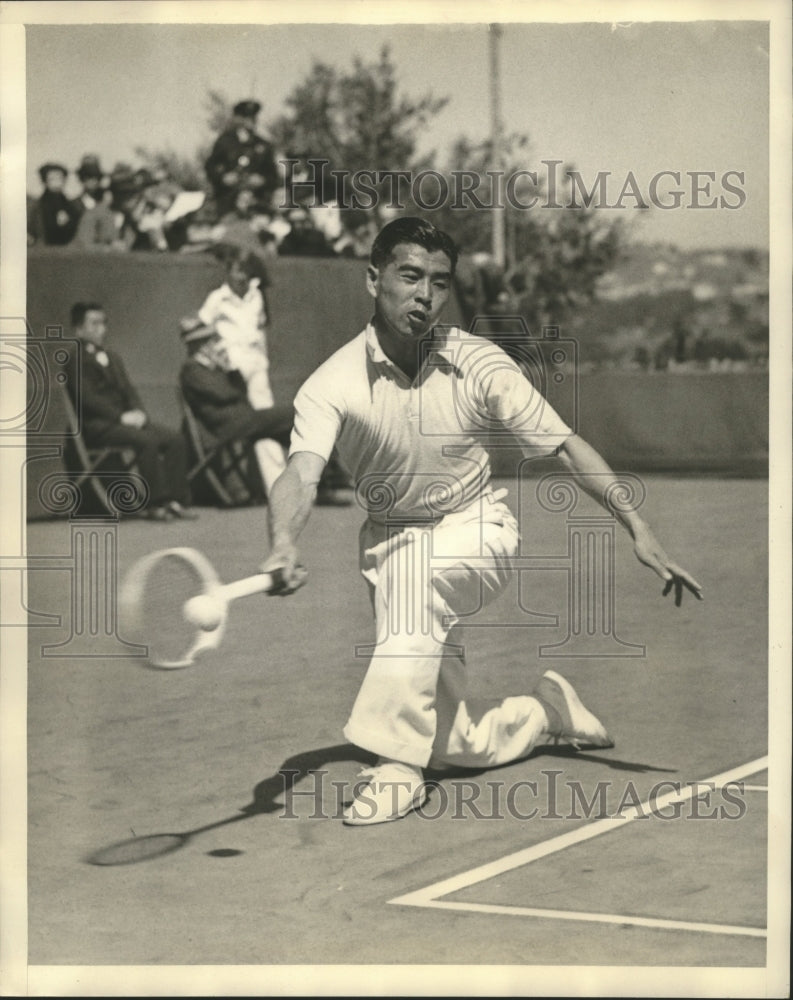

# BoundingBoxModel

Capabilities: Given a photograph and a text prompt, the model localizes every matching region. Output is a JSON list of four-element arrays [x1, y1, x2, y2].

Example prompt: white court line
[[389, 755, 768, 938], [742, 785, 768, 792], [406, 900, 767, 939]]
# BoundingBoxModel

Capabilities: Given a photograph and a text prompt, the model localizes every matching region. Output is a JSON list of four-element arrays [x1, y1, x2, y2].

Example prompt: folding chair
[[178, 389, 264, 507], [59, 381, 143, 516]]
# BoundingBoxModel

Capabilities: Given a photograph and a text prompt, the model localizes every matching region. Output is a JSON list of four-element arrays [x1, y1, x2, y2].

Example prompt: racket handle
[[218, 566, 303, 602]]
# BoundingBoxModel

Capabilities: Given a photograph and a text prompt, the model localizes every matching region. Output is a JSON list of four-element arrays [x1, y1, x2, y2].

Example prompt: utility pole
[[489, 23, 506, 269]]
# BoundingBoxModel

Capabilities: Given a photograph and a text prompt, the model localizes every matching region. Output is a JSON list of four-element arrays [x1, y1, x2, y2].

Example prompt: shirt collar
[[220, 278, 260, 303], [84, 341, 109, 366], [364, 322, 463, 377]]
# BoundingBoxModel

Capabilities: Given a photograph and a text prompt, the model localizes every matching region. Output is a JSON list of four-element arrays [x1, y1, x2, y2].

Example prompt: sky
[[12, 12, 776, 250]]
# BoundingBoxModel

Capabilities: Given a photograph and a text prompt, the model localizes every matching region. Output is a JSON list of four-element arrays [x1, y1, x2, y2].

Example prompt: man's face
[[206, 337, 230, 370], [77, 310, 107, 348], [367, 243, 452, 341]]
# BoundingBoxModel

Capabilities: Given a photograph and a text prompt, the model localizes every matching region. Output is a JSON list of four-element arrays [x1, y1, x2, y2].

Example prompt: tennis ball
[[183, 594, 223, 631]]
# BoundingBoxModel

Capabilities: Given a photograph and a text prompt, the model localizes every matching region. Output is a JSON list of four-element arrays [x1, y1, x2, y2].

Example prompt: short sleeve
[[289, 373, 344, 463], [197, 289, 219, 326], [481, 348, 573, 458]]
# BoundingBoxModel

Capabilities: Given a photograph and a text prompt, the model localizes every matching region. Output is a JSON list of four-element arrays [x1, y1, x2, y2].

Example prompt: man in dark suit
[[68, 302, 197, 521], [179, 316, 293, 452], [179, 317, 350, 505]]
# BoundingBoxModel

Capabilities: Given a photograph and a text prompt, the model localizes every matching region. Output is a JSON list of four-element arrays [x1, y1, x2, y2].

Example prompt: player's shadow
[[85, 742, 675, 865], [532, 744, 678, 774], [244, 743, 377, 815], [85, 743, 377, 865]]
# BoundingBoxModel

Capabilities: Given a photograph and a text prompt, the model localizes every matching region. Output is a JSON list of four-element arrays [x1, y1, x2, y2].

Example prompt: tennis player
[[261, 217, 703, 826]]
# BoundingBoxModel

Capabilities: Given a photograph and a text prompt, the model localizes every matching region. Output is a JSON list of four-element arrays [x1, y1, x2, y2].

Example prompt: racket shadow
[[85, 743, 375, 866]]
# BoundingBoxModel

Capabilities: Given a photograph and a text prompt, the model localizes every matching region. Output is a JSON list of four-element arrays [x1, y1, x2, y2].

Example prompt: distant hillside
[[567, 244, 768, 370]]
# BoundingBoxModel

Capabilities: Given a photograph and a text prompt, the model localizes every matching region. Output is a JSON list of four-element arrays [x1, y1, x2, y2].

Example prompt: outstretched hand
[[633, 526, 703, 607]]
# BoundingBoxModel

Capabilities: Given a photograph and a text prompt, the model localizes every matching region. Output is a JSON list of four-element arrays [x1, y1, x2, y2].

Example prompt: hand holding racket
[[119, 547, 306, 669], [259, 541, 307, 596]]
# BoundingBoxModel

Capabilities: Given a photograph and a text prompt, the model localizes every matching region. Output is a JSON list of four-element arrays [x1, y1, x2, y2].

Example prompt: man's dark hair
[[370, 217, 458, 275], [70, 302, 104, 328]]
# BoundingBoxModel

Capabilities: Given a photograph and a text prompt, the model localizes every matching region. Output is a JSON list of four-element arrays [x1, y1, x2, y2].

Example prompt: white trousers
[[342, 492, 551, 769]]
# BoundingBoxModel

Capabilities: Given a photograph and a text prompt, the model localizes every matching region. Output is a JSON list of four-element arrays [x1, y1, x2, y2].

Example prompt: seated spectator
[[211, 187, 278, 263], [29, 162, 80, 246], [179, 317, 350, 505], [278, 208, 334, 257], [133, 168, 184, 251], [108, 162, 148, 248], [67, 302, 197, 521], [72, 155, 120, 250], [179, 317, 292, 493], [108, 163, 181, 251], [196, 246, 283, 491], [205, 99, 279, 218], [332, 210, 376, 259]]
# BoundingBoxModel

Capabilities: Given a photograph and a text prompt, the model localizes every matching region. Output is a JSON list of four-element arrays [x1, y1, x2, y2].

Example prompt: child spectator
[[196, 247, 285, 492]]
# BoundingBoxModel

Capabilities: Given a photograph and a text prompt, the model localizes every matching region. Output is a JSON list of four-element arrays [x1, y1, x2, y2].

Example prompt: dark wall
[[26, 249, 399, 422], [25, 250, 767, 519]]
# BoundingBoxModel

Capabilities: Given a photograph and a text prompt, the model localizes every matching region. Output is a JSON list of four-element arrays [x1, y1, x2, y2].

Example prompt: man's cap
[[180, 315, 218, 344], [233, 99, 262, 118], [76, 154, 104, 180], [38, 162, 68, 182]]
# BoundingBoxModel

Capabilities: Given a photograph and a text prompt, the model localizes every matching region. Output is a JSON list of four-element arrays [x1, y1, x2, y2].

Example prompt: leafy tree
[[410, 136, 622, 331], [267, 45, 448, 217]]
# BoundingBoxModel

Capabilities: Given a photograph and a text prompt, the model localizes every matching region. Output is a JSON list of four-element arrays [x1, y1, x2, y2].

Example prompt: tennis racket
[[119, 546, 303, 669]]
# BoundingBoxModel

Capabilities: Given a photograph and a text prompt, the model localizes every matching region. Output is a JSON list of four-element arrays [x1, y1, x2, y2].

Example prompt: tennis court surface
[[21, 476, 779, 983]]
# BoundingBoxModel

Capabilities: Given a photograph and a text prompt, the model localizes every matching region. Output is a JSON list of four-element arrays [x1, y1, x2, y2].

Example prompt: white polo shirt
[[291, 324, 573, 525]]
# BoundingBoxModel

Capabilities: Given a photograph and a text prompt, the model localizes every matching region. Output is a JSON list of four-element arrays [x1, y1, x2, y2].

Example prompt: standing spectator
[[29, 162, 80, 246], [67, 302, 197, 522], [72, 155, 119, 249], [197, 247, 284, 493], [204, 99, 279, 217]]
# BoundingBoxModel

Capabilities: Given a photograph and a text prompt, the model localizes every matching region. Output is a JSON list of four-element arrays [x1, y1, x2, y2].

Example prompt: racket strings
[[138, 555, 205, 666], [87, 833, 187, 865]]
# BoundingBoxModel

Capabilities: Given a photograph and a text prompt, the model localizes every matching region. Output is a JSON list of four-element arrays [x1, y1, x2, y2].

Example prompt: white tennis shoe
[[534, 670, 614, 749], [343, 760, 428, 826]]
